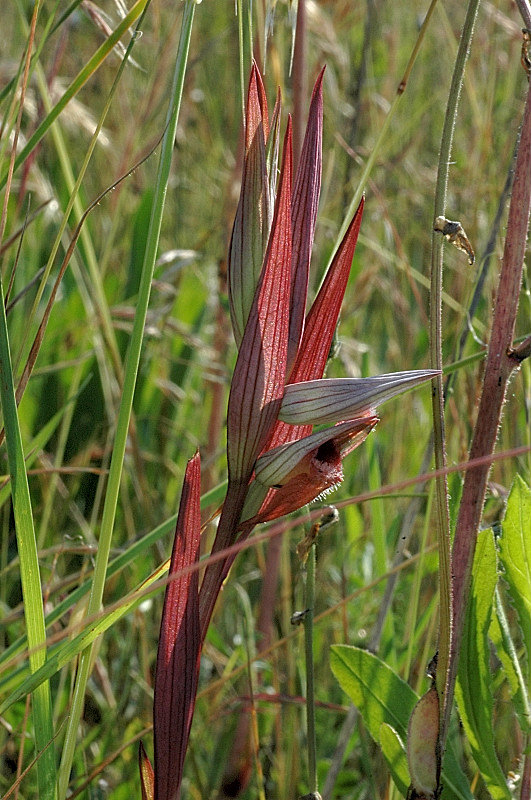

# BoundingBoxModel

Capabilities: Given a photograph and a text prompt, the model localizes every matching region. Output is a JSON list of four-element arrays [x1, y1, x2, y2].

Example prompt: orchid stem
[[303, 537, 318, 796], [430, 0, 480, 750]]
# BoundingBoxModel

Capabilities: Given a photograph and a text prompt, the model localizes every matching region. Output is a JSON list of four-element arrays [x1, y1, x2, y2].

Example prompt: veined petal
[[227, 119, 293, 483], [154, 453, 201, 800], [240, 416, 377, 524], [254, 416, 378, 486], [279, 370, 439, 425]]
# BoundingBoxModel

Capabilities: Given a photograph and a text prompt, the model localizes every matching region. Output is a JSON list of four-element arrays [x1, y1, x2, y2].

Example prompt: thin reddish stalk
[[447, 77, 531, 721]]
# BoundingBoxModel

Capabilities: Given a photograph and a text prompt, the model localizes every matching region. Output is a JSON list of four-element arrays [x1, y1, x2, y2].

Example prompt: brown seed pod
[[406, 685, 440, 800]]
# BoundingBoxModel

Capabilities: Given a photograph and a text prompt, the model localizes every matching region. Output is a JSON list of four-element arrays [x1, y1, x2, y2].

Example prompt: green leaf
[[379, 723, 409, 796], [455, 528, 512, 800], [330, 645, 473, 800], [330, 644, 416, 740], [490, 588, 531, 733], [499, 475, 531, 688]]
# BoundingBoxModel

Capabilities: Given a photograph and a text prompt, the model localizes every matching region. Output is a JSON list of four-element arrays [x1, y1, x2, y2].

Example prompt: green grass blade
[[0, 374, 92, 507], [0, 555, 171, 717], [0, 0, 150, 192], [55, 4, 198, 797], [0, 280, 56, 798]]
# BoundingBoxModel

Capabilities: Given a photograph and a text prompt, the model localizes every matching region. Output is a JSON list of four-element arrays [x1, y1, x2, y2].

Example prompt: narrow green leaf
[[379, 723, 409, 796], [490, 588, 531, 733], [330, 645, 473, 800], [57, 5, 197, 797], [0, 0, 150, 191], [499, 475, 531, 688], [0, 261, 56, 798], [0, 375, 92, 508], [0, 482, 224, 692], [455, 528, 512, 800]]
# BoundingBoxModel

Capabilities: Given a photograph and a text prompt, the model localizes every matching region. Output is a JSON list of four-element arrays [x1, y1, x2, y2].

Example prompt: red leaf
[[287, 67, 324, 373], [266, 198, 365, 454], [229, 65, 271, 345], [227, 119, 293, 483], [154, 453, 201, 800], [292, 196, 365, 385]]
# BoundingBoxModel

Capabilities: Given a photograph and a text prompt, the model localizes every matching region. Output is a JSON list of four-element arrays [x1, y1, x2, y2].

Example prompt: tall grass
[[0, 1, 530, 798]]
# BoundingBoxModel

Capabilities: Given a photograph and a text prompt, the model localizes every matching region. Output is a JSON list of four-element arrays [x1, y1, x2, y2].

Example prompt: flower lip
[[254, 415, 379, 489], [239, 415, 378, 526]]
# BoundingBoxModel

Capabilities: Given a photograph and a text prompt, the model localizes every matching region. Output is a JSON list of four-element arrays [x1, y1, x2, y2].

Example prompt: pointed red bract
[[154, 453, 202, 800], [229, 64, 271, 345], [245, 61, 269, 149], [287, 67, 324, 373], [139, 741, 155, 800], [227, 119, 293, 483], [291, 197, 365, 384], [265, 197, 366, 455]]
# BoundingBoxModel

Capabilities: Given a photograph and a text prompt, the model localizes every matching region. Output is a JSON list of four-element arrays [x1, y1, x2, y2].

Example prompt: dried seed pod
[[406, 685, 441, 800], [434, 216, 475, 265]]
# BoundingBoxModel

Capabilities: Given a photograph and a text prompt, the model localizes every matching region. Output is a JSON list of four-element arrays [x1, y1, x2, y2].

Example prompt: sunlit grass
[[1, 1, 530, 798]]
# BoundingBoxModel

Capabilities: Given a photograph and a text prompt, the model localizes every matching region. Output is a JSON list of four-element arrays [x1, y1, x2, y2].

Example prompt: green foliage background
[[0, 1, 530, 798]]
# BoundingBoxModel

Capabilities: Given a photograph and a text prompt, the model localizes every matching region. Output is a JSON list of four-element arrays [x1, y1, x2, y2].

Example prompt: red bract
[[287, 67, 324, 373], [146, 64, 438, 800], [228, 64, 272, 345], [227, 116, 293, 485], [139, 741, 155, 800], [153, 453, 201, 800]]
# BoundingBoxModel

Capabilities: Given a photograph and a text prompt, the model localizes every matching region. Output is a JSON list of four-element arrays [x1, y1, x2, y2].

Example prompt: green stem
[[56, 4, 197, 797], [430, 0, 480, 749], [304, 541, 318, 795]]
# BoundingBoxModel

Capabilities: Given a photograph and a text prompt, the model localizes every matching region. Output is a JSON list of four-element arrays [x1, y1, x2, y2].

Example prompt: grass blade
[[55, 3, 198, 797]]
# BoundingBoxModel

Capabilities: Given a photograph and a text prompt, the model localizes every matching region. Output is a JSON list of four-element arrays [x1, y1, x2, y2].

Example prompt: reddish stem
[[447, 77, 531, 715]]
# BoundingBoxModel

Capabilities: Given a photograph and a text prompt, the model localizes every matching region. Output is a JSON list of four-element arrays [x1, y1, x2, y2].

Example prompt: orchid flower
[[143, 63, 438, 800]]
